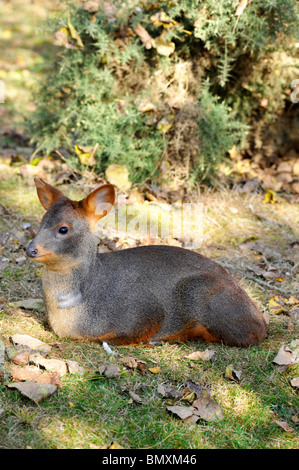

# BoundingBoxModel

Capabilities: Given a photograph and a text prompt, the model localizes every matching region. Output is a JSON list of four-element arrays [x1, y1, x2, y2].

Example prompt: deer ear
[[34, 178, 65, 211], [81, 184, 115, 228]]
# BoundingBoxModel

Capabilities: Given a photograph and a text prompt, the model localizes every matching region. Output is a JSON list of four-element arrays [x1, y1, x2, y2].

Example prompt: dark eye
[[58, 226, 69, 234]]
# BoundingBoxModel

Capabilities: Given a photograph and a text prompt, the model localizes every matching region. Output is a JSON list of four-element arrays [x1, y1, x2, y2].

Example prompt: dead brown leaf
[[225, 364, 242, 382], [10, 334, 51, 355], [184, 349, 215, 362], [274, 420, 293, 433], [134, 24, 155, 49], [7, 381, 57, 404], [29, 353, 68, 376], [10, 364, 62, 387], [166, 405, 194, 422], [193, 396, 224, 422]]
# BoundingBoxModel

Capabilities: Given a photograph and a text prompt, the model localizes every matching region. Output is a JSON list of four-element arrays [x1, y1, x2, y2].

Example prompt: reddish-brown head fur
[[26, 178, 115, 266]]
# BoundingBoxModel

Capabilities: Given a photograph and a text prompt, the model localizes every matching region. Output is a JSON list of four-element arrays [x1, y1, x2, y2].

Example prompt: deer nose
[[26, 245, 38, 258]]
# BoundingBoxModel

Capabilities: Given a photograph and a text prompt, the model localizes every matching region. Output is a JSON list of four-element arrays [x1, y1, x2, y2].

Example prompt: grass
[[0, 167, 298, 449]]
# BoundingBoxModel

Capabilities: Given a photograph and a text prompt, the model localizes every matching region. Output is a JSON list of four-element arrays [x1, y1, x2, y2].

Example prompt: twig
[[219, 261, 299, 296]]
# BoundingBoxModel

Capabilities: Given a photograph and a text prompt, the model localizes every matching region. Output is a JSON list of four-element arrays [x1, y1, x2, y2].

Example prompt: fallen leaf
[[150, 11, 178, 28], [6, 345, 31, 365], [120, 356, 138, 369], [225, 364, 242, 382], [268, 296, 289, 315], [10, 364, 62, 387], [154, 36, 175, 57], [193, 396, 224, 422], [7, 381, 57, 404], [272, 345, 298, 367], [66, 360, 85, 376], [134, 23, 155, 49], [14, 298, 44, 312], [184, 349, 215, 361], [10, 334, 51, 355], [186, 380, 210, 399], [274, 420, 293, 432], [100, 441, 124, 449], [156, 115, 174, 133], [290, 377, 299, 389], [263, 189, 277, 204], [129, 391, 142, 404], [166, 405, 194, 421], [149, 366, 161, 374], [29, 354, 68, 376], [136, 360, 147, 374], [74, 144, 97, 166], [104, 364, 121, 378], [83, 0, 99, 13], [105, 164, 132, 191]]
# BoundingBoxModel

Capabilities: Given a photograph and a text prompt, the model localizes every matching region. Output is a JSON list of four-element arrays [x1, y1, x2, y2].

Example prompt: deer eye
[[58, 226, 69, 234]]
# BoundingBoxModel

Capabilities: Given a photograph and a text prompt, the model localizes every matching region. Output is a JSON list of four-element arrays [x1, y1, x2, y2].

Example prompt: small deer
[[26, 178, 267, 347]]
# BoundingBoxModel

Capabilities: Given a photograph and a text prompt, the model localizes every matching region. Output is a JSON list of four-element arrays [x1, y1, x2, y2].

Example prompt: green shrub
[[28, 0, 298, 184]]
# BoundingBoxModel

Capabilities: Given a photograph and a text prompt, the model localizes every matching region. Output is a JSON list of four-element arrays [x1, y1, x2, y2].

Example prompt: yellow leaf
[[74, 144, 97, 166], [55, 18, 84, 49], [67, 18, 84, 48], [150, 11, 178, 28], [156, 115, 174, 133], [263, 189, 277, 204], [275, 278, 284, 283], [149, 366, 161, 374], [105, 164, 132, 191], [268, 296, 288, 314], [154, 36, 175, 56]]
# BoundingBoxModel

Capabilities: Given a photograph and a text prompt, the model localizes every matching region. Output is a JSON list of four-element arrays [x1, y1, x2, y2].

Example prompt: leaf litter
[[4, 334, 85, 403]]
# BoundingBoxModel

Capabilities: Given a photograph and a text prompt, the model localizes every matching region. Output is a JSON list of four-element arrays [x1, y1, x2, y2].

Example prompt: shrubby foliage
[[29, 0, 298, 185]]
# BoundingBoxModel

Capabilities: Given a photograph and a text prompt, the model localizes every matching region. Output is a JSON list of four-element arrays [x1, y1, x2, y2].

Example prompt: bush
[[28, 0, 298, 185]]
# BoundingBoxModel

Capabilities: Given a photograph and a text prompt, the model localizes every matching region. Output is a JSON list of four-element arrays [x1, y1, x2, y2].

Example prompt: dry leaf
[[134, 23, 155, 49], [129, 391, 142, 404], [14, 298, 44, 312], [154, 37, 175, 57], [136, 360, 147, 374], [10, 364, 62, 387], [157, 384, 183, 399], [225, 364, 242, 382], [268, 296, 289, 315], [66, 360, 85, 376], [193, 396, 224, 422], [150, 11, 178, 28], [10, 334, 52, 355], [105, 164, 132, 191], [29, 354, 68, 376], [235, 0, 248, 16], [166, 405, 194, 421], [7, 381, 57, 404], [83, 0, 99, 13], [184, 349, 215, 361], [274, 420, 293, 433], [104, 364, 121, 378], [272, 345, 298, 367], [74, 144, 97, 166], [290, 377, 299, 389], [149, 366, 161, 374], [186, 380, 210, 399]]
